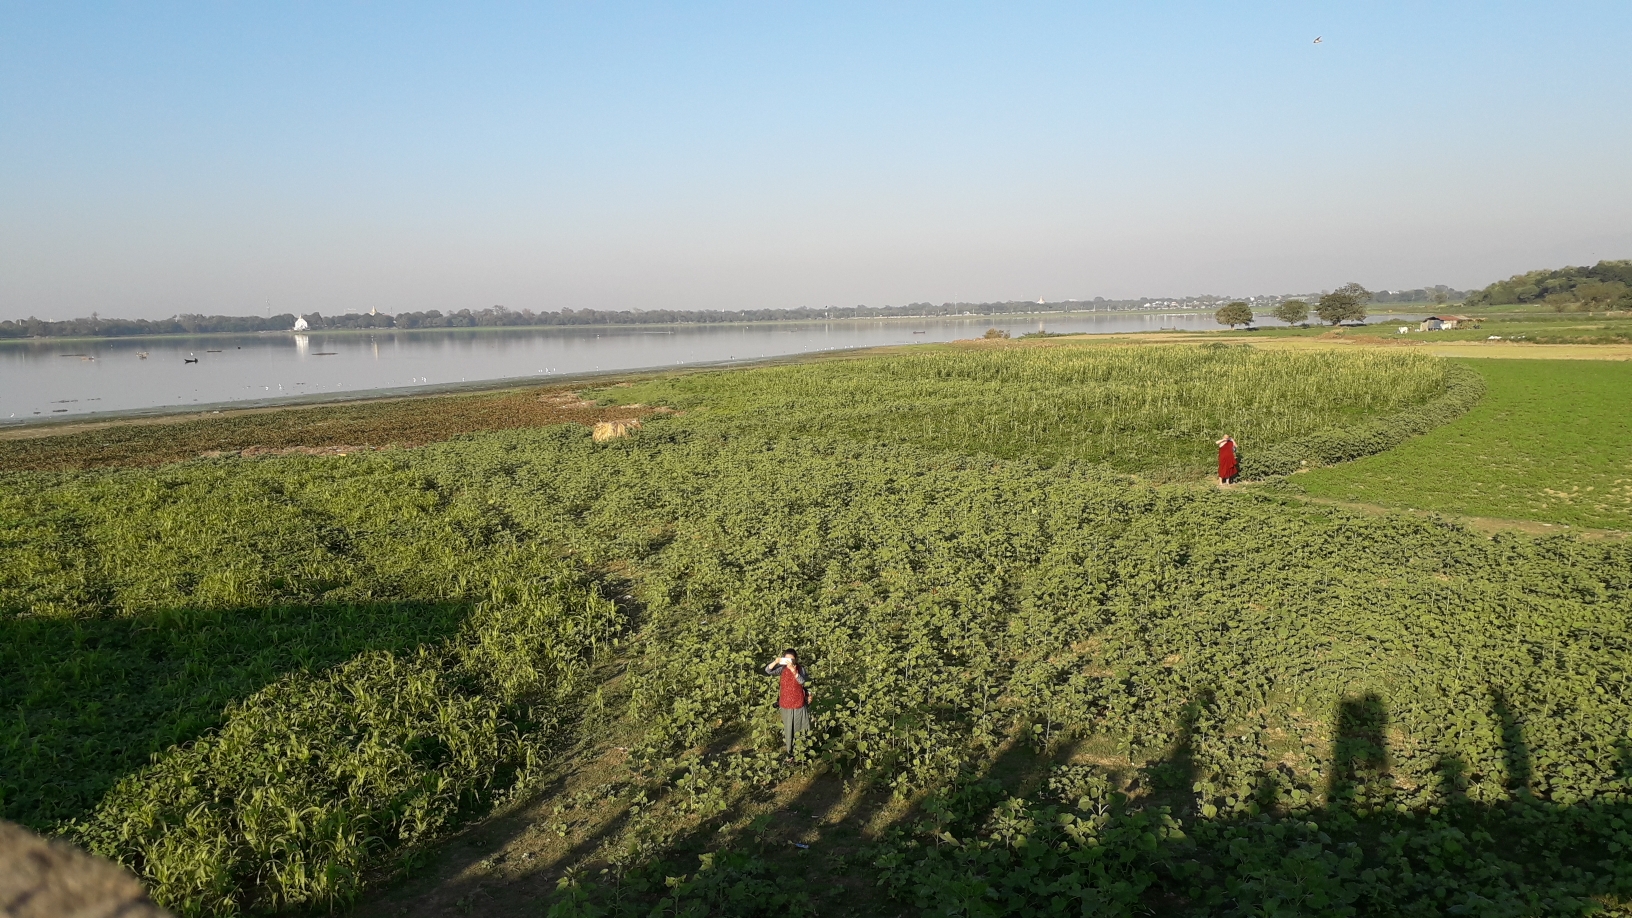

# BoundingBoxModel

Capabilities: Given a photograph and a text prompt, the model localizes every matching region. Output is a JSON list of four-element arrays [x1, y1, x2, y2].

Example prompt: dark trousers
[[780, 706, 810, 757]]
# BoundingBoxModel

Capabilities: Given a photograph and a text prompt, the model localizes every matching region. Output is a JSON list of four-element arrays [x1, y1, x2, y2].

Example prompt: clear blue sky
[[3, 2, 1630, 320]]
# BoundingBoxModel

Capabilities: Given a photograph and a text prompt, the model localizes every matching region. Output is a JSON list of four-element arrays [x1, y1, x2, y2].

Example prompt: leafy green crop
[[429, 430, 1632, 804], [2, 459, 626, 914], [6, 346, 1628, 916], [415, 423, 1631, 915], [75, 565, 620, 915]]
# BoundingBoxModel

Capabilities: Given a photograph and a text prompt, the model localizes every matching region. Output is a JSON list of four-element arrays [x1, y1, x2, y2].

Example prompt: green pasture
[[1222, 303, 1632, 344], [1297, 358, 1632, 531], [3, 344, 1631, 916]]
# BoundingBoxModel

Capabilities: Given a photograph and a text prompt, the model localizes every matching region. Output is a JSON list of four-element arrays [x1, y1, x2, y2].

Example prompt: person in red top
[[1217, 435, 1239, 485], [765, 648, 810, 763]]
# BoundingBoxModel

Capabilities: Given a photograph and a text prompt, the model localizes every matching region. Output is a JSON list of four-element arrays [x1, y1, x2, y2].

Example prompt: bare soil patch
[[0, 385, 652, 472]]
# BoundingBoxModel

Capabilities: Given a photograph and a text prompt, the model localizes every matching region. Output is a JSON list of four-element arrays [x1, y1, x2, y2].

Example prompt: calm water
[[0, 311, 1359, 424]]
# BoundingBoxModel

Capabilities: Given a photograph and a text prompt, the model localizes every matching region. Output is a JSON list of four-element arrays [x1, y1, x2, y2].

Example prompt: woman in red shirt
[[765, 648, 810, 763]]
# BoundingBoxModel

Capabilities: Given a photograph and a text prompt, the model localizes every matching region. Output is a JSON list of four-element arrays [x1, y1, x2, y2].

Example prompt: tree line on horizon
[[25, 267, 1627, 341], [1465, 259, 1632, 311]]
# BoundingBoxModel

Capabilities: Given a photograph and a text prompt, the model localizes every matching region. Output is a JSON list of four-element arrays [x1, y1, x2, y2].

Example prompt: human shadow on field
[[1491, 687, 1533, 797], [0, 599, 470, 831], [1141, 688, 1212, 811], [366, 676, 1632, 918], [946, 692, 1626, 915], [1326, 692, 1392, 810]]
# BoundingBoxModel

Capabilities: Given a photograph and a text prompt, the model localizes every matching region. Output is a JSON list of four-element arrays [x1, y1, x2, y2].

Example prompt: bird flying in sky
[[1313, 36, 1323, 43]]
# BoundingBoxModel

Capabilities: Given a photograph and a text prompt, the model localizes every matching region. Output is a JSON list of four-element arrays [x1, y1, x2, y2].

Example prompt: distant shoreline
[[0, 342, 909, 435], [0, 311, 1444, 433], [0, 305, 1438, 346]]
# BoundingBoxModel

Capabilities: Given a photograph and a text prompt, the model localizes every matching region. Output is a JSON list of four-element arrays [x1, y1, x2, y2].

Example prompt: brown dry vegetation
[[590, 418, 643, 442], [0, 385, 652, 472]]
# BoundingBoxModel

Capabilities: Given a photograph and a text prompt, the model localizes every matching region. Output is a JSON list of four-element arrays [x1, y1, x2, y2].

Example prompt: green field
[[591, 343, 1456, 478], [1298, 358, 1632, 531], [1222, 303, 1632, 345], [4, 344, 1631, 917]]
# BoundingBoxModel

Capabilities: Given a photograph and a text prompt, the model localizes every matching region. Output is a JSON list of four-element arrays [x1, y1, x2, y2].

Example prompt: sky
[[2, 2, 1630, 321]]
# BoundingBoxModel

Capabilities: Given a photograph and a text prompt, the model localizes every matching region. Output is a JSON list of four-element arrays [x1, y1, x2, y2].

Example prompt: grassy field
[[1297, 358, 1632, 531], [1221, 304, 1632, 345], [5, 343, 1632, 917]]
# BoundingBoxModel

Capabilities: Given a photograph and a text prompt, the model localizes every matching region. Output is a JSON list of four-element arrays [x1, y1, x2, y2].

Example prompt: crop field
[[4, 344, 1631, 917], [590, 344, 1457, 478], [1298, 358, 1632, 531], [0, 461, 627, 913]]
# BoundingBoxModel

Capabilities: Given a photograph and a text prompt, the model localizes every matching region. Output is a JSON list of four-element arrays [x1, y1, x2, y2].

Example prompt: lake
[[0, 311, 1365, 424]]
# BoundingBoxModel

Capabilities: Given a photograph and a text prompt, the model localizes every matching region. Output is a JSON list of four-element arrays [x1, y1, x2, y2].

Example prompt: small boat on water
[[184, 357, 199, 364]]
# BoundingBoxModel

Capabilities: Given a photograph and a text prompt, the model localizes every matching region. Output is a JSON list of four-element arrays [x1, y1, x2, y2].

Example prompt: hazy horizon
[[4, 3, 1630, 322], [0, 288, 1461, 328]]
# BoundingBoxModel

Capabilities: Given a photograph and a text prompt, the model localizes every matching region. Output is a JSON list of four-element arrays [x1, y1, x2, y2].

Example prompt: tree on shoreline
[[1271, 299, 1309, 326], [1317, 283, 1372, 325], [1215, 301, 1254, 328]]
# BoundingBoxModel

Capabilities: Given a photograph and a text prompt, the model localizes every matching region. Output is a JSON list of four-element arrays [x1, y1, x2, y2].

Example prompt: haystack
[[592, 418, 642, 442]]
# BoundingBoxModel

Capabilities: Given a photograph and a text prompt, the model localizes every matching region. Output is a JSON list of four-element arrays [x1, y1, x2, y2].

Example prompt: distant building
[[1419, 315, 1473, 331], [292, 316, 309, 331]]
